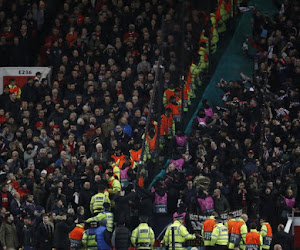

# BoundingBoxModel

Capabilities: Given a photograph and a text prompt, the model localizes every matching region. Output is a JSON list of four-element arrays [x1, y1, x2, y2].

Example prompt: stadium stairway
[[185, 0, 280, 134]]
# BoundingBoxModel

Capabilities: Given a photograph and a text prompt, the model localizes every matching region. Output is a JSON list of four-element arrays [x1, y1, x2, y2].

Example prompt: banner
[[189, 209, 243, 231], [0, 67, 51, 94]]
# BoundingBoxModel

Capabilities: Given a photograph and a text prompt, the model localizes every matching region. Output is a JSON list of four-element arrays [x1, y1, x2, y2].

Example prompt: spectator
[[0, 213, 19, 249]]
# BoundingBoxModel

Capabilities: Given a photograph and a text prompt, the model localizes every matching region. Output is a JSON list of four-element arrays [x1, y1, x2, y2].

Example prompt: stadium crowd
[[0, 0, 298, 249]]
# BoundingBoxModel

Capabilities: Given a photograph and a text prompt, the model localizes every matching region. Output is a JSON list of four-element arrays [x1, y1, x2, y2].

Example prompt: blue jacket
[[96, 226, 110, 250]]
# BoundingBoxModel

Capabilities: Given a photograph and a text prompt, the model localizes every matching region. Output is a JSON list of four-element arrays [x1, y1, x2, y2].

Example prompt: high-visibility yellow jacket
[[86, 211, 114, 232], [211, 222, 228, 246], [90, 191, 110, 214], [82, 228, 97, 249], [260, 223, 272, 249], [131, 223, 155, 249], [162, 220, 196, 249]]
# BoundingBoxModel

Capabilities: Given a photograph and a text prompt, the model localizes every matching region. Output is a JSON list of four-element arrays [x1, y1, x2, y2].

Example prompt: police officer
[[162, 214, 196, 249], [86, 202, 114, 234], [211, 216, 228, 250], [82, 221, 98, 250], [245, 223, 262, 250], [90, 185, 110, 215], [260, 217, 272, 249], [202, 212, 217, 249], [131, 216, 155, 249]]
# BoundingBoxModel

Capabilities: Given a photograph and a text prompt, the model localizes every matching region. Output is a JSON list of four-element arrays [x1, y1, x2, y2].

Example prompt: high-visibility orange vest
[[164, 89, 175, 102], [165, 103, 180, 116], [264, 223, 272, 237], [232, 220, 244, 235], [246, 231, 260, 245], [160, 114, 173, 136], [203, 218, 216, 232], [69, 225, 84, 240], [146, 122, 158, 151], [227, 219, 236, 234], [130, 148, 142, 162], [111, 154, 126, 169]]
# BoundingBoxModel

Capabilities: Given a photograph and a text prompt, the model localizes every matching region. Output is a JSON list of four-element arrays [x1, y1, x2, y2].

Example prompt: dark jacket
[[35, 222, 54, 250], [213, 195, 231, 215], [79, 187, 93, 211], [53, 219, 75, 248], [112, 225, 131, 249], [10, 198, 22, 216], [19, 222, 35, 247], [270, 231, 293, 250]]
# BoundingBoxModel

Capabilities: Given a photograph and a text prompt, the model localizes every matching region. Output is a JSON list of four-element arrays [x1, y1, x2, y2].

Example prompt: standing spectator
[[36, 214, 54, 250], [53, 214, 75, 250], [270, 224, 293, 250], [0, 184, 12, 210], [213, 188, 230, 215], [18, 216, 35, 250], [0, 213, 19, 249], [111, 219, 132, 250]]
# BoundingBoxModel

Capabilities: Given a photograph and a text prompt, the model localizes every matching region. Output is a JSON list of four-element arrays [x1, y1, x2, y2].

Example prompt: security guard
[[105, 172, 121, 196], [260, 217, 272, 249], [228, 213, 248, 249], [131, 216, 155, 249], [162, 214, 196, 249], [69, 220, 85, 250], [202, 212, 217, 249], [90, 185, 110, 215], [82, 221, 98, 250], [225, 212, 235, 241], [86, 202, 114, 233], [245, 222, 263, 250], [211, 216, 228, 250]]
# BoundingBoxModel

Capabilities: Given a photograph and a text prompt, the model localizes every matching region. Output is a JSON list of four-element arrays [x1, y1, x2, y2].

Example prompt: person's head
[[90, 221, 98, 228], [5, 212, 13, 223], [277, 224, 284, 232], [186, 180, 193, 190], [274, 244, 282, 250], [175, 214, 184, 224], [260, 217, 267, 225], [238, 181, 245, 190], [139, 215, 148, 223], [98, 185, 105, 193], [24, 216, 31, 225], [103, 202, 110, 211], [1, 184, 8, 193], [214, 216, 223, 223], [227, 212, 234, 220], [83, 182, 90, 190], [286, 188, 293, 197], [250, 222, 257, 230], [213, 188, 221, 198], [0, 207, 6, 216], [241, 214, 248, 222]]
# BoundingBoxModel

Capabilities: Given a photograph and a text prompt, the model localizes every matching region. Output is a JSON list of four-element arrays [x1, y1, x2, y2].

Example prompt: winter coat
[[270, 231, 293, 250], [0, 222, 19, 249], [35, 222, 54, 250], [53, 219, 75, 248], [19, 222, 35, 247], [111, 225, 131, 249], [213, 195, 230, 215]]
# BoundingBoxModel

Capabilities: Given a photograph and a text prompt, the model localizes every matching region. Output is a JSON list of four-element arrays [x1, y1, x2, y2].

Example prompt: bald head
[[274, 244, 282, 250], [241, 214, 248, 222]]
